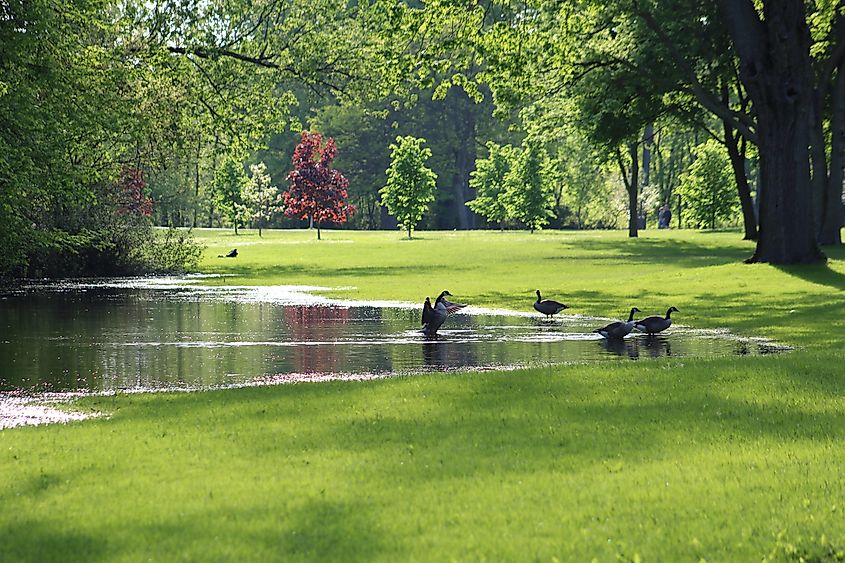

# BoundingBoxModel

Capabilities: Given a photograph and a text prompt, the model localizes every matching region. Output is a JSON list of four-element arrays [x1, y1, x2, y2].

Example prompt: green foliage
[[467, 142, 513, 228], [243, 163, 283, 237], [677, 140, 738, 229], [211, 158, 251, 235], [0, 0, 398, 277], [543, 135, 617, 229], [135, 227, 205, 273], [380, 136, 438, 238], [502, 142, 554, 232]]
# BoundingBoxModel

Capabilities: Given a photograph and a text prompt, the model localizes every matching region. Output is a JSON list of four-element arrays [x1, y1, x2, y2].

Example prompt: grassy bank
[[3, 228, 845, 561]]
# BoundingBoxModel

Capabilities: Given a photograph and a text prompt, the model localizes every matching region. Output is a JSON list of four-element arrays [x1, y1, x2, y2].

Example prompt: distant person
[[218, 248, 238, 258], [658, 204, 672, 229]]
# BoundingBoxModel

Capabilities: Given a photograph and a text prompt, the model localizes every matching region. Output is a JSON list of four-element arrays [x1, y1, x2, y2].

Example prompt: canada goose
[[422, 291, 466, 336], [634, 306, 679, 335], [594, 307, 641, 339], [533, 290, 568, 318], [218, 248, 238, 258]]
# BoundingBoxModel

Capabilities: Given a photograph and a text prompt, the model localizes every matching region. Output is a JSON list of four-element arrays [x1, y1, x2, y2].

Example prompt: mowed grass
[[3, 228, 845, 561]]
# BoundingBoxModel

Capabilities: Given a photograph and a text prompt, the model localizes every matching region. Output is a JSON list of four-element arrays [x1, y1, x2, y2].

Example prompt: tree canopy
[[1, 0, 843, 276]]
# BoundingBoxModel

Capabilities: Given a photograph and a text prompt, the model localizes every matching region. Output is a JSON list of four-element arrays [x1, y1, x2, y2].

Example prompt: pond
[[0, 277, 786, 395]]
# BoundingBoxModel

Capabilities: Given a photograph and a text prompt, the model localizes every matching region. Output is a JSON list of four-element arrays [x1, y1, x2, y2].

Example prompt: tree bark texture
[[809, 88, 831, 241], [819, 59, 845, 245], [616, 144, 639, 238], [723, 120, 758, 240], [718, 0, 824, 263]]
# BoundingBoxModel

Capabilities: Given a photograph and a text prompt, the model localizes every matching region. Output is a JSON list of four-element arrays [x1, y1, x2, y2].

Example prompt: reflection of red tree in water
[[283, 306, 352, 373]]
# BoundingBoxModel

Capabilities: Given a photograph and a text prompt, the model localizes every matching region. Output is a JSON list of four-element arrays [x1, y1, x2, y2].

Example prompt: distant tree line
[[2, 0, 840, 278]]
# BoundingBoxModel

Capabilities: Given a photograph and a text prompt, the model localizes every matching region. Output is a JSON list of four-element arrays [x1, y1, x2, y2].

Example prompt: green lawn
[[3, 228, 845, 561]]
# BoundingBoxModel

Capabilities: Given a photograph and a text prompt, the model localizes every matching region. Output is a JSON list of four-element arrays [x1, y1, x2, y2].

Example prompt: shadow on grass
[[774, 262, 845, 291], [0, 520, 107, 562], [204, 262, 465, 282], [7, 353, 845, 560], [90, 352, 845, 485], [554, 237, 752, 267]]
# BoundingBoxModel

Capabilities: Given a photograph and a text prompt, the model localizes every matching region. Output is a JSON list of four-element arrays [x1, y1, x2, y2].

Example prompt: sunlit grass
[[2, 228, 845, 561]]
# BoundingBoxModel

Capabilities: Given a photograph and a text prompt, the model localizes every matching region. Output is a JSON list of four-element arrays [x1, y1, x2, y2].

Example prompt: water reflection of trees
[[283, 305, 352, 373]]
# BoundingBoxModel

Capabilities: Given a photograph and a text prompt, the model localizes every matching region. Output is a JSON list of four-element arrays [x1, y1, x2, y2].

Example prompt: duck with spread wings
[[421, 290, 467, 336]]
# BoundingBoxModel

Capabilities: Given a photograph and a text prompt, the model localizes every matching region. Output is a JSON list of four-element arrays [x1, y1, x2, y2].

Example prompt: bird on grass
[[634, 306, 679, 335], [594, 307, 641, 339], [422, 290, 467, 336], [533, 290, 568, 318], [218, 248, 238, 258]]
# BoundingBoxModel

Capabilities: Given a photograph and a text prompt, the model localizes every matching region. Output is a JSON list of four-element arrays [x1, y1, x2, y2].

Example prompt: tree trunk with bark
[[717, 0, 824, 264], [617, 144, 639, 238], [819, 59, 845, 245], [723, 120, 758, 240]]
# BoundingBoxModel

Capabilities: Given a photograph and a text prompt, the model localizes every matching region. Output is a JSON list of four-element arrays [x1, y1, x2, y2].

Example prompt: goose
[[422, 291, 466, 336], [217, 248, 238, 258], [634, 306, 679, 335], [533, 290, 568, 318], [594, 307, 641, 339]]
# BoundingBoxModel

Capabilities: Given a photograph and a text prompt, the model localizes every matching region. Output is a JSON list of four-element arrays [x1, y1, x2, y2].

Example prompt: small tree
[[212, 157, 250, 235], [677, 139, 738, 230], [502, 142, 554, 233], [243, 162, 283, 237], [467, 141, 512, 230], [283, 131, 355, 240], [380, 136, 438, 239], [116, 168, 153, 219]]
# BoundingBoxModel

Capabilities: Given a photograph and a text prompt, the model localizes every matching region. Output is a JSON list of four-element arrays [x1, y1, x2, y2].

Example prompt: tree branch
[[636, 7, 758, 144], [167, 46, 281, 69]]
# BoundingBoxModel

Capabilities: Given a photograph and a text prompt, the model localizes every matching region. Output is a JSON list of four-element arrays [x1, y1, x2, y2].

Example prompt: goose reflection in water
[[422, 340, 447, 367], [599, 336, 637, 358], [599, 334, 673, 359], [421, 335, 478, 370]]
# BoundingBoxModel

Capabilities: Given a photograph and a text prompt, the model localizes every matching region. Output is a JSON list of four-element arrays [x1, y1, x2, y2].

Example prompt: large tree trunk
[[820, 60, 845, 245], [723, 121, 758, 240], [750, 106, 822, 262], [718, 0, 824, 264], [809, 89, 832, 242]]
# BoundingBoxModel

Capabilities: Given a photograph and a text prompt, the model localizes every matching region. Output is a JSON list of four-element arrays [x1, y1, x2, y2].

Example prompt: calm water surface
[[0, 279, 786, 393]]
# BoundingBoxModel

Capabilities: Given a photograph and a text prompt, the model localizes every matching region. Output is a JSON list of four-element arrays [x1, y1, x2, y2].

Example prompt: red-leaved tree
[[283, 131, 355, 239], [116, 167, 153, 218]]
